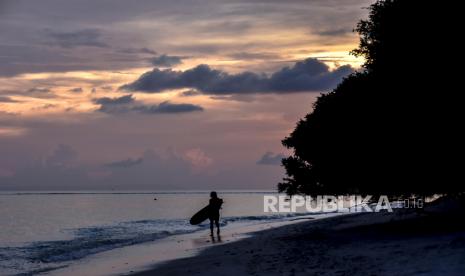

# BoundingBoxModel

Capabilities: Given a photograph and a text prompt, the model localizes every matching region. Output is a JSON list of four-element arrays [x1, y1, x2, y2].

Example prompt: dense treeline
[[280, 0, 462, 197]]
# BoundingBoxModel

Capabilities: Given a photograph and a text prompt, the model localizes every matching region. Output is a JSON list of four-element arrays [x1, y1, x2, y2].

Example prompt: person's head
[[210, 191, 217, 198]]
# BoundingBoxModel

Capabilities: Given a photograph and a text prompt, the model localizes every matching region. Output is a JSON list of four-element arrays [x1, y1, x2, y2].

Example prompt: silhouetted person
[[208, 191, 223, 236]]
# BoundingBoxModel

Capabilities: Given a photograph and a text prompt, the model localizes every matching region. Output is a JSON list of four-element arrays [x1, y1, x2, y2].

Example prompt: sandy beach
[[131, 198, 465, 276], [42, 213, 327, 276]]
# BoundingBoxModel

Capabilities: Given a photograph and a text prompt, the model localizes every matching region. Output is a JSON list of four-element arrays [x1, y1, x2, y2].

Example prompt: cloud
[[91, 86, 113, 93], [257, 152, 285, 166], [209, 94, 259, 102], [93, 94, 203, 115], [98, 149, 199, 189], [13, 87, 55, 98], [27, 87, 51, 94], [119, 47, 157, 55], [0, 147, 195, 190], [0, 44, 111, 77], [33, 103, 58, 110], [132, 101, 204, 114], [183, 148, 213, 172], [227, 52, 282, 60], [121, 58, 354, 94], [315, 28, 352, 37], [94, 94, 135, 105], [0, 0, 369, 77], [105, 157, 143, 168], [150, 54, 184, 67], [45, 144, 78, 168], [0, 96, 18, 103], [179, 90, 201, 97], [93, 94, 135, 114], [69, 87, 83, 93], [0, 41, 156, 77], [47, 29, 109, 48]]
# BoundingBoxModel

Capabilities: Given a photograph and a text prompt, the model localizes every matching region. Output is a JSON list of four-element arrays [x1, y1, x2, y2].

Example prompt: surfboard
[[189, 205, 210, 225]]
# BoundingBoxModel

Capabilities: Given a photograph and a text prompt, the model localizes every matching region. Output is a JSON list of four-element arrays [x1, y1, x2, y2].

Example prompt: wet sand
[[45, 216, 322, 276], [131, 199, 465, 276]]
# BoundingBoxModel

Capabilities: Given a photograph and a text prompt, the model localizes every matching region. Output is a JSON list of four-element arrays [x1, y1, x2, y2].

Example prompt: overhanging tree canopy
[[280, 0, 462, 197]]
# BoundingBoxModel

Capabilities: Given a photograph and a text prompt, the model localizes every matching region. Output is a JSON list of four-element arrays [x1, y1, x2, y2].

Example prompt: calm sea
[[0, 190, 308, 275]]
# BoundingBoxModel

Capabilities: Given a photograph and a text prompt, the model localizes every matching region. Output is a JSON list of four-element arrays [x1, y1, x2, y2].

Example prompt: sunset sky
[[0, 0, 373, 190]]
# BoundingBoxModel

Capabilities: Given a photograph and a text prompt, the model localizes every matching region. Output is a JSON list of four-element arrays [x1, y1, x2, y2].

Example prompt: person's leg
[[215, 219, 220, 234], [209, 219, 214, 236]]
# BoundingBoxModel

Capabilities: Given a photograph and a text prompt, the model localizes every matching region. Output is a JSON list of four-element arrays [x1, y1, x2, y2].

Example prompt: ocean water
[[0, 191, 309, 275]]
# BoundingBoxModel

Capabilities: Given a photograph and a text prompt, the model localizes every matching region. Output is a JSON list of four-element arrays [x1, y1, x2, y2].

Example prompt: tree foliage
[[280, 0, 462, 197]]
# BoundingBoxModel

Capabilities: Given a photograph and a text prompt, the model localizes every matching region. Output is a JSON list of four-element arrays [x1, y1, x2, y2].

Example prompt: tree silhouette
[[280, 0, 462, 197]]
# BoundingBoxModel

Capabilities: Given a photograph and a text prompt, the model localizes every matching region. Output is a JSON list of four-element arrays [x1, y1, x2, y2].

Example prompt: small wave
[[0, 212, 308, 275], [0, 219, 203, 275], [222, 212, 312, 224]]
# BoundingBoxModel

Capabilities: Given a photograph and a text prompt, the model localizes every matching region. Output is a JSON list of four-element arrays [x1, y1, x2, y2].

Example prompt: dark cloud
[[179, 90, 201, 97], [0, 39, 157, 77], [91, 86, 113, 93], [93, 94, 203, 115], [94, 94, 135, 105], [18, 87, 55, 98], [119, 47, 157, 55], [69, 87, 83, 93], [100, 86, 113, 91], [27, 87, 51, 94], [267, 58, 353, 92], [257, 152, 285, 166], [34, 103, 58, 110], [315, 28, 352, 37], [105, 157, 143, 168], [121, 58, 354, 94], [0, 96, 18, 103], [93, 94, 135, 114], [46, 29, 109, 48], [150, 54, 184, 67], [197, 20, 252, 35], [0, 44, 111, 77], [133, 101, 204, 114]]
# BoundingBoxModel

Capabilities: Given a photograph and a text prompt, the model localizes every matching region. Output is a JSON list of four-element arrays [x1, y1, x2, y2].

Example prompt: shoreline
[[130, 200, 465, 276], [44, 214, 327, 276]]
